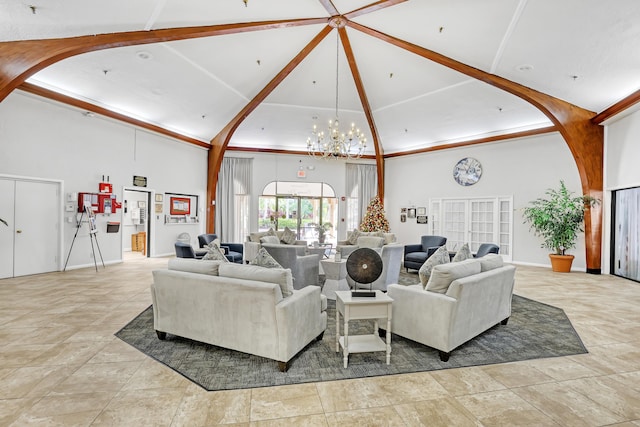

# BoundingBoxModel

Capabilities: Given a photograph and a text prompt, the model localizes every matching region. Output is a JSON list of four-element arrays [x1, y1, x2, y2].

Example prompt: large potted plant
[[522, 180, 598, 272]]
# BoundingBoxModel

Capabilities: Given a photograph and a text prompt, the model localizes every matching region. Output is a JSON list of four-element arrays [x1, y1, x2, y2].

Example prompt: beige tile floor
[[1, 254, 639, 426]]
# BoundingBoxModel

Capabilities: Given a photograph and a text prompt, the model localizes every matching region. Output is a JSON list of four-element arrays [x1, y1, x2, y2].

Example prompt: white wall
[[603, 108, 640, 273], [384, 133, 585, 270], [0, 91, 208, 269]]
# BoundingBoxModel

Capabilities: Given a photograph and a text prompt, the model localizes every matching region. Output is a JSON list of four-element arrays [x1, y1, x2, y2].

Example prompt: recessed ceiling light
[[136, 51, 152, 60], [515, 64, 534, 72]]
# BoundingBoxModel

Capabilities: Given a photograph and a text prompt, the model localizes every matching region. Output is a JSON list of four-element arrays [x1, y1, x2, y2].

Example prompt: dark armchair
[[403, 235, 447, 272], [175, 242, 203, 259], [197, 233, 243, 263], [474, 243, 500, 258]]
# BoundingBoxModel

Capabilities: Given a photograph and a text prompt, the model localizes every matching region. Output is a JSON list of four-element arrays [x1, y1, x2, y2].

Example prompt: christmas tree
[[359, 195, 390, 232]]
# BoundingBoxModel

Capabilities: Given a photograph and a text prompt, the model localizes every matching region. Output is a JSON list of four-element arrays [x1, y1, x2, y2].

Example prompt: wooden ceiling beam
[[206, 25, 334, 233], [338, 26, 385, 201], [592, 89, 640, 124], [317, 0, 340, 16], [345, 0, 408, 19], [0, 18, 327, 103], [348, 21, 605, 273]]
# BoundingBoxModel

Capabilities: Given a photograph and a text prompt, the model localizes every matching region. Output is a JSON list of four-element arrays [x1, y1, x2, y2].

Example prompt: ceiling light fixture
[[307, 19, 366, 160]]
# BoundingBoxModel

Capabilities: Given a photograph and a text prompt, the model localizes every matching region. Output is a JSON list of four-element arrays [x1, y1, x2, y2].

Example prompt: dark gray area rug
[[116, 272, 587, 391]]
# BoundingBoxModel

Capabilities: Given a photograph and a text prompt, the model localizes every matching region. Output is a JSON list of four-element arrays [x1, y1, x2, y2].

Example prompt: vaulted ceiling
[[1, 0, 639, 156]]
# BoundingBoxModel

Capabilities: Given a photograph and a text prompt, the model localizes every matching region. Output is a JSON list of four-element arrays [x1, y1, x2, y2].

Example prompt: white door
[[0, 178, 60, 278], [0, 179, 15, 279]]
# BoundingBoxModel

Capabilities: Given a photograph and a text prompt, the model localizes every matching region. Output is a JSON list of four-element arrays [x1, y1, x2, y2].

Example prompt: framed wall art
[[417, 215, 428, 224], [170, 197, 190, 215], [417, 207, 426, 216], [407, 207, 416, 218]]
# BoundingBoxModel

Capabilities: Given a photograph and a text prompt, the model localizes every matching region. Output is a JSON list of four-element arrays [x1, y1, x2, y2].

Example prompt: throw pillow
[[202, 241, 229, 262], [250, 247, 283, 269], [356, 236, 385, 249], [479, 253, 504, 272], [418, 245, 450, 288], [218, 263, 294, 298], [249, 231, 267, 243], [383, 233, 397, 245], [266, 227, 277, 237], [347, 229, 361, 245], [280, 226, 296, 245], [425, 258, 481, 294], [452, 243, 472, 262], [260, 235, 280, 244]]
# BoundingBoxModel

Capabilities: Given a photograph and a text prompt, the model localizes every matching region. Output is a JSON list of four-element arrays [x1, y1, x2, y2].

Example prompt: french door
[[430, 196, 512, 260], [612, 186, 640, 281]]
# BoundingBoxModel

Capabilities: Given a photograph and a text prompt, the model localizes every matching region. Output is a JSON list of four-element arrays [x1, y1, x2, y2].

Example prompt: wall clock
[[453, 157, 482, 186]]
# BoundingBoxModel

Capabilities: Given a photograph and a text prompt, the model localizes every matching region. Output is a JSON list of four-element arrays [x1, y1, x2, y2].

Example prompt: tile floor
[[1, 254, 639, 426]]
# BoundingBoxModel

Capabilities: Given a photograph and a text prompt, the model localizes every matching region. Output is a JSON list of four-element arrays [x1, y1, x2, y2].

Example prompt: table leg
[[335, 310, 340, 352], [343, 319, 349, 368], [386, 316, 392, 365]]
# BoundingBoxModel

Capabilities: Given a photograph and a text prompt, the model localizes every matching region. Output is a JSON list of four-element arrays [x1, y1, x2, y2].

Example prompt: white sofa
[[386, 255, 516, 362], [337, 230, 397, 258], [244, 229, 307, 263], [151, 258, 327, 372]]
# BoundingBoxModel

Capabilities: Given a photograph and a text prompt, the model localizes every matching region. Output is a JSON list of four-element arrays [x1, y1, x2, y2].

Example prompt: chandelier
[[307, 24, 367, 159]]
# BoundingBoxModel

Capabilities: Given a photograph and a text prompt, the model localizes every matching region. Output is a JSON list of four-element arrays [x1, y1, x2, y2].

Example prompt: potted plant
[[314, 222, 332, 244], [522, 180, 598, 272]]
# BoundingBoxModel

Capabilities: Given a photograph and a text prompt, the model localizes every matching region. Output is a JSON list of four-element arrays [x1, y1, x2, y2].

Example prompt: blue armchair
[[474, 243, 500, 258], [403, 235, 447, 272], [197, 233, 243, 263]]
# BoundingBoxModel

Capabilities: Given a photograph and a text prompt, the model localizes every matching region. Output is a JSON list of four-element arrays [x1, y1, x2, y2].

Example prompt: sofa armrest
[[425, 246, 440, 258], [244, 241, 260, 263], [275, 286, 327, 361], [404, 244, 422, 254], [223, 243, 244, 254]]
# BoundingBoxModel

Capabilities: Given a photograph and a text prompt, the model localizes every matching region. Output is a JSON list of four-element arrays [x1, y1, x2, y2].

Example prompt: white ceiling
[[2, 0, 639, 154]]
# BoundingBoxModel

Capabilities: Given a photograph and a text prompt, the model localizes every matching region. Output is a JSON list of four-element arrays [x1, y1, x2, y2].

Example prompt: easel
[[64, 202, 105, 272]]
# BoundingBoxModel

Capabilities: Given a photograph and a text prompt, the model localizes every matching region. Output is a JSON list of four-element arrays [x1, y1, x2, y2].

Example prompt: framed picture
[[417, 215, 428, 224], [407, 207, 416, 218], [155, 193, 163, 202], [155, 203, 163, 214], [138, 201, 146, 209], [417, 207, 426, 215], [170, 197, 190, 215], [400, 213, 407, 223], [400, 207, 407, 214]]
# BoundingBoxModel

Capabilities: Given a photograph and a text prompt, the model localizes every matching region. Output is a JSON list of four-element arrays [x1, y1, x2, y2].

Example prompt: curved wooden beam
[[349, 21, 604, 272], [0, 18, 327, 103], [206, 25, 334, 233], [592, 89, 640, 124], [338, 26, 385, 201]]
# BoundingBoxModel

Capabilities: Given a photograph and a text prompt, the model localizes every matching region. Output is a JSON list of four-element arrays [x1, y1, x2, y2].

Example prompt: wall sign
[[133, 175, 147, 187]]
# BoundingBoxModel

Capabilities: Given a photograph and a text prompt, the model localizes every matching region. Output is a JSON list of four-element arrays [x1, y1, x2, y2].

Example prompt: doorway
[[0, 176, 61, 278], [122, 188, 151, 258], [612, 186, 640, 282]]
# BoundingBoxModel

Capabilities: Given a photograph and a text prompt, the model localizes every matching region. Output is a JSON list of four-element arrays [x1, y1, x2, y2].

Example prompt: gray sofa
[[386, 255, 515, 362], [151, 258, 327, 371], [262, 243, 320, 289], [244, 229, 308, 263]]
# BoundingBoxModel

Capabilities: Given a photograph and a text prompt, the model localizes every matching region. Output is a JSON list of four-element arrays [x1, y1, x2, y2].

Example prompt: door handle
[[16, 230, 22, 233]]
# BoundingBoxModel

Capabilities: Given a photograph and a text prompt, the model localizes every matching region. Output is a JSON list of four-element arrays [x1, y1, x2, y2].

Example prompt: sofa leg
[[438, 351, 450, 362], [156, 330, 166, 340], [278, 361, 289, 372], [316, 331, 325, 341], [501, 317, 510, 325]]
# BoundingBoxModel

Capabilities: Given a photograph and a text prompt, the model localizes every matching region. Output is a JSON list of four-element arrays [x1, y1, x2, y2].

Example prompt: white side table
[[321, 259, 349, 300], [335, 290, 393, 368]]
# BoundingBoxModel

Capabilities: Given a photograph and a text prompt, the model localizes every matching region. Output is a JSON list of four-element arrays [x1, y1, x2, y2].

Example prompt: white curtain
[[215, 157, 252, 242], [345, 163, 378, 227]]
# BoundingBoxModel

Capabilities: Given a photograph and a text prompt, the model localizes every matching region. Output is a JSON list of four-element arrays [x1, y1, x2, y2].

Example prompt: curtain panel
[[215, 157, 252, 242], [345, 163, 377, 227]]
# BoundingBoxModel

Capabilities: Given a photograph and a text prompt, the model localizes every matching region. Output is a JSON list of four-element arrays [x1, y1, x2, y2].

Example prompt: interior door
[[613, 187, 640, 281], [0, 179, 15, 279], [13, 180, 59, 277]]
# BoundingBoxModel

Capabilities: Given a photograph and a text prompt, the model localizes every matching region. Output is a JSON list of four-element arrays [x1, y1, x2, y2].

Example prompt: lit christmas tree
[[359, 195, 390, 232]]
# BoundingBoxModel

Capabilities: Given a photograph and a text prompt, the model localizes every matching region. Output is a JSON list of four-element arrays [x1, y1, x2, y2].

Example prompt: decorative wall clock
[[453, 157, 482, 186]]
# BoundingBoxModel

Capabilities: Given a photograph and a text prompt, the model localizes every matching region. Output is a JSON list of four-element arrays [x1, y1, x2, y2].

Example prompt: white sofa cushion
[[419, 245, 450, 287], [219, 263, 294, 298], [356, 236, 385, 249], [451, 243, 472, 262], [479, 253, 504, 271], [425, 258, 481, 294], [260, 235, 280, 244], [168, 258, 223, 275], [383, 233, 397, 245]]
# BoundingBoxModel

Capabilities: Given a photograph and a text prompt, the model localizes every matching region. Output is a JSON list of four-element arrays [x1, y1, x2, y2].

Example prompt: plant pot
[[549, 254, 574, 273]]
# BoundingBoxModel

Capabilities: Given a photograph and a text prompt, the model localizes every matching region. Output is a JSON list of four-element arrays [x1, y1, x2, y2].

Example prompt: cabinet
[[131, 231, 146, 255]]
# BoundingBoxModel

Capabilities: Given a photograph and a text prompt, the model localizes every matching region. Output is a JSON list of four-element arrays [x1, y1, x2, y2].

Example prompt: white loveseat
[[244, 229, 308, 263], [386, 255, 516, 362], [151, 258, 327, 371]]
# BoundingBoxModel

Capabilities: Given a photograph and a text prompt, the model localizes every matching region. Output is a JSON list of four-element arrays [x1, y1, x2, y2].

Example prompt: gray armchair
[[351, 244, 404, 291], [404, 235, 447, 272], [262, 243, 320, 289]]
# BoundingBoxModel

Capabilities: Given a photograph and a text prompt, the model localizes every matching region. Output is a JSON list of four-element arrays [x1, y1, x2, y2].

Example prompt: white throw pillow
[[280, 226, 297, 245], [347, 229, 362, 245], [250, 247, 283, 269], [383, 233, 397, 245], [479, 253, 504, 272], [202, 241, 230, 262], [418, 245, 450, 288], [260, 235, 280, 244], [425, 258, 481, 294], [356, 236, 385, 249], [219, 263, 293, 298], [451, 243, 472, 262]]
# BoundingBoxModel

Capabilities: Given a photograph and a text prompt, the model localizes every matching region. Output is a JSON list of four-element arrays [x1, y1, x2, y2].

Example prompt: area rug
[[116, 272, 587, 391]]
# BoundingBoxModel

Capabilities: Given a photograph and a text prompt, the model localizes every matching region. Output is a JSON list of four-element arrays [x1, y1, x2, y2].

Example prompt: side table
[[320, 259, 349, 300], [335, 290, 393, 368]]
